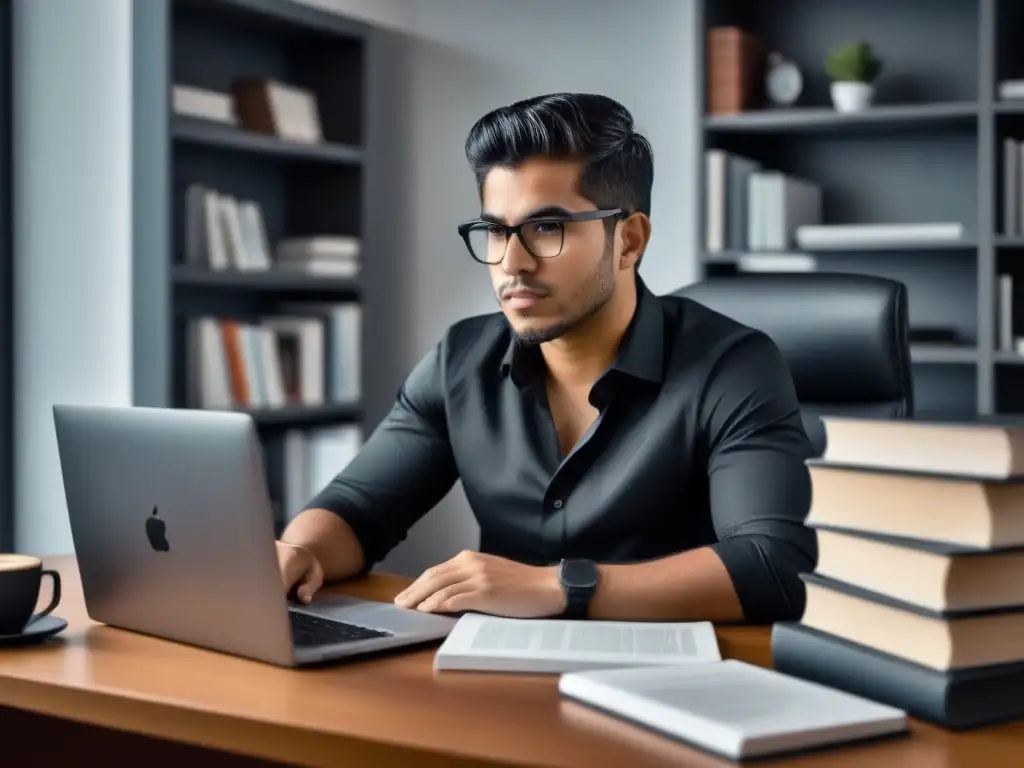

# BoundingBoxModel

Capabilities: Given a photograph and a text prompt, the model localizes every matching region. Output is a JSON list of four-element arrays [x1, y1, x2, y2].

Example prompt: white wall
[[13, 0, 134, 555], [373, 0, 701, 575], [293, 0, 417, 33]]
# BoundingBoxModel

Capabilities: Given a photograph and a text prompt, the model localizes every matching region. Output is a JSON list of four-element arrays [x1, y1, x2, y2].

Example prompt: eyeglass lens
[[467, 220, 565, 263]]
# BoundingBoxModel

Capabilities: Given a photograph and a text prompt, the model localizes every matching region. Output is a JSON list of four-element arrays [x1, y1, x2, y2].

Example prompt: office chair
[[673, 272, 913, 455]]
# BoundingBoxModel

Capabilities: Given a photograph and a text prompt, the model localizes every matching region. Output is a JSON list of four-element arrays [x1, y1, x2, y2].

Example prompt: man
[[276, 93, 816, 624]]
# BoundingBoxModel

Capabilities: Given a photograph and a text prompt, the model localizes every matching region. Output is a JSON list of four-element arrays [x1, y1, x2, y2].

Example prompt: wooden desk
[[1, 557, 1021, 767]]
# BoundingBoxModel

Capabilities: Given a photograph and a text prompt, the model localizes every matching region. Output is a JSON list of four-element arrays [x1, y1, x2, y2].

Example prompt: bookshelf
[[173, 114, 365, 164], [696, 0, 1024, 420], [165, 0, 371, 531], [172, 264, 361, 298]]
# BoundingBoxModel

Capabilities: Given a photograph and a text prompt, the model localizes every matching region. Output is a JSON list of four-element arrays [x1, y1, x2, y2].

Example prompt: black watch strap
[[564, 586, 591, 619], [558, 559, 599, 619]]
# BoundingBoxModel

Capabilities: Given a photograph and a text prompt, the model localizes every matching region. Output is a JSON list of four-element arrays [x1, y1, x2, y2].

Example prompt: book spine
[[1006, 138, 1020, 236], [705, 150, 726, 252], [706, 27, 764, 114], [771, 622, 1024, 730], [727, 156, 753, 250]]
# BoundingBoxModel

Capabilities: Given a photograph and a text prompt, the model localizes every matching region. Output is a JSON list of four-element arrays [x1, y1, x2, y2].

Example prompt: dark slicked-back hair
[[464, 93, 654, 224]]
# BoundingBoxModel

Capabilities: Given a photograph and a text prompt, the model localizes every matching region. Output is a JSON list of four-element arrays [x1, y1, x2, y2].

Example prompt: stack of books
[[772, 416, 1024, 730], [704, 149, 823, 257], [185, 302, 361, 412], [172, 78, 324, 145]]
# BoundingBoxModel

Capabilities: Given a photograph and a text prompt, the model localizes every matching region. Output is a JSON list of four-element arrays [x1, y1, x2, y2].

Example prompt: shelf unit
[[703, 101, 979, 134], [166, 0, 371, 529], [696, 0, 1024, 419], [172, 264, 362, 299], [172, 114, 365, 165]]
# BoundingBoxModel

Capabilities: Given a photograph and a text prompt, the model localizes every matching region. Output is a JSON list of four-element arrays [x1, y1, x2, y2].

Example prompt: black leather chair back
[[673, 272, 913, 454]]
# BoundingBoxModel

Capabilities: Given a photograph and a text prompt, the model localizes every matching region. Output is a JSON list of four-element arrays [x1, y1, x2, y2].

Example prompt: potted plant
[[826, 42, 882, 113]]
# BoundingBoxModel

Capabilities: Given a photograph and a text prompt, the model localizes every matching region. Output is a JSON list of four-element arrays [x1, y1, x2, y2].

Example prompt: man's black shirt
[[308, 276, 817, 622]]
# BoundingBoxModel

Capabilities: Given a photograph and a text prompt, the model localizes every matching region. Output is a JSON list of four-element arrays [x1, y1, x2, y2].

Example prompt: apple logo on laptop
[[146, 506, 170, 552]]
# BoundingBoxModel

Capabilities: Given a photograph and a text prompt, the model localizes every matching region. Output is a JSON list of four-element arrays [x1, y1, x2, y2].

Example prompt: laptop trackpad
[[294, 593, 455, 634]]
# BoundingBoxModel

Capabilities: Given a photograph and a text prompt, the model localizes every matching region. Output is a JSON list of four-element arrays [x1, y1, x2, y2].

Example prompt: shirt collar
[[500, 274, 665, 388]]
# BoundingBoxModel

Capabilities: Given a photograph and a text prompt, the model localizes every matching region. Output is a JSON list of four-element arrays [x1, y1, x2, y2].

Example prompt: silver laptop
[[52, 403, 456, 667]]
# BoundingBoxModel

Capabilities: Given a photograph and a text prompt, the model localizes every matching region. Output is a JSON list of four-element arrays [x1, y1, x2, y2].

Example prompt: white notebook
[[559, 660, 908, 761], [432, 613, 721, 673]]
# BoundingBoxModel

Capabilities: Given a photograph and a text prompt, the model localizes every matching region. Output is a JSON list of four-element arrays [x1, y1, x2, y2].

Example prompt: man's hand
[[276, 541, 325, 603], [394, 550, 567, 618]]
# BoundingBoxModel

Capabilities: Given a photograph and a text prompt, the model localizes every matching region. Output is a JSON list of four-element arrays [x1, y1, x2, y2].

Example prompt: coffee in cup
[[0, 554, 62, 635]]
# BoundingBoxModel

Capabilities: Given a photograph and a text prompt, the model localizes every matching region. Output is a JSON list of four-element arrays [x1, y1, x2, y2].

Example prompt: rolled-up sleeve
[[306, 340, 459, 567], [701, 330, 817, 623]]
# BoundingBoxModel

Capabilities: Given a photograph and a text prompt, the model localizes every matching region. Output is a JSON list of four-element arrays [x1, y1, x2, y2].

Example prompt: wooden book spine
[[706, 26, 766, 115]]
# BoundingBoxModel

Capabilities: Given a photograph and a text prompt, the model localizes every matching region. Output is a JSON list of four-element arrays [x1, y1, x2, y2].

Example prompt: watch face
[[561, 559, 599, 589]]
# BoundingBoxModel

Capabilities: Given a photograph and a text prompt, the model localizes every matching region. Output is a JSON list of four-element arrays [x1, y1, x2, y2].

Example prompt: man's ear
[[618, 212, 651, 271]]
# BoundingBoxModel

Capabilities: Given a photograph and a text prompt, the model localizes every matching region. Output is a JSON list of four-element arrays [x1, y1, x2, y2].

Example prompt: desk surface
[[0, 556, 1021, 767]]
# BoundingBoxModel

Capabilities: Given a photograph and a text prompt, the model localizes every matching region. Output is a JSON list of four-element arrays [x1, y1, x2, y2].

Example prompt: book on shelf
[[185, 304, 361, 412], [275, 302, 362, 405], [749, 171, 821, 251], [183, 183, 361, 278], [733, 253, 817, 273], [275, 236, 360, 277], [559, 660, 908, 761], [278, 236, 359, 261], [232, 78, 323, 145], [172, 78, 323, 146], [265, 425, 362, 525], [794, 222, 965, 249], [999, 79, 1024, 101], [1003, 138, 1021, 236], [433, 612, 721, 674], [997, 273, 1015, 352], [771, 415, 1024, 729], [704, 149, 822, 257], [1002, 135, 1024, 237], [172, 84, 236, 125], [705, 26, 766, 115]]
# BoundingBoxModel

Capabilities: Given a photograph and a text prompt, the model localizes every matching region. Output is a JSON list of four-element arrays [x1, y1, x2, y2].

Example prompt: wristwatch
[[558, 558, 599, 619]]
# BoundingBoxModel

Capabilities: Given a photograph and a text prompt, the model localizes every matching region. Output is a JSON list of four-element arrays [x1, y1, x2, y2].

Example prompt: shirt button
[[552, 499, 563, 509]]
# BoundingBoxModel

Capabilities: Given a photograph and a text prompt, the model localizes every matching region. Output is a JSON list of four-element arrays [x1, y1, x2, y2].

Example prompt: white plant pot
[[830, 81, 875, 113]]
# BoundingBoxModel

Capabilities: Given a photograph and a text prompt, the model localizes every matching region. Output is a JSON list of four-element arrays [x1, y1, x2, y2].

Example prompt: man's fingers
[[277, 544, 306, 591], [394, 560, 450, 605], [437, 589, 476, 614], [395, 560, 464, 609], [417, 581, 473, 613], [296, 559, 324, 603], [276, 542, 323, 603]]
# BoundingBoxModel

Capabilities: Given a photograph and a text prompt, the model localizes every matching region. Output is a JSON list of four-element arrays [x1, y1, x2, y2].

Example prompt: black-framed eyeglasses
[[457, 208, 626, 265]]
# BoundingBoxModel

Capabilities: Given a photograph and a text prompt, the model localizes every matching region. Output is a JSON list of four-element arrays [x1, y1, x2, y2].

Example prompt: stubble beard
[[509, 238, 617, 347]]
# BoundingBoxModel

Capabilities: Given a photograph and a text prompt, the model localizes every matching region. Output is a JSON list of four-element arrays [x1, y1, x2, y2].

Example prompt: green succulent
[[825, 42, 883, 83]]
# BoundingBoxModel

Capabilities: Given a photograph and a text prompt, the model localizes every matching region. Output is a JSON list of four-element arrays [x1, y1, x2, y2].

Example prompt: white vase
[[830, 81, 875, 113]]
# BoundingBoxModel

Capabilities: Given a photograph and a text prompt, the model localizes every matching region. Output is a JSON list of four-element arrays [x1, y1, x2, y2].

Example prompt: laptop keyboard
[[288, 610, 393, 647]]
